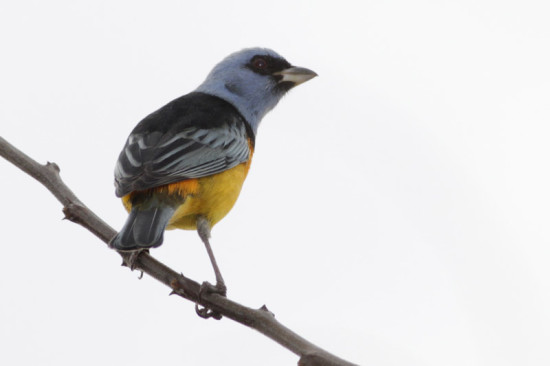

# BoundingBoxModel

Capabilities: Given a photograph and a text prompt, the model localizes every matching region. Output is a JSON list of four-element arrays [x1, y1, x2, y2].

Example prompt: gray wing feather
[[114, 122, 250, 197]]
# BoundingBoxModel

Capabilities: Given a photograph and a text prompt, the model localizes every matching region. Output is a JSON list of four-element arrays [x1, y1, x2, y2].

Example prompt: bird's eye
[[253, 58, 267, 70]]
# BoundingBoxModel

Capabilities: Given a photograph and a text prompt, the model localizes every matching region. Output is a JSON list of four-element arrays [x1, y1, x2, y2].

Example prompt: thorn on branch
[[259, 304, 275, 317], [170, 278, 181, 290], [63, 205, 79, 223], [62, 202, 87, 224], [46, 161, 60, 173], [169, 276, 187, 297]]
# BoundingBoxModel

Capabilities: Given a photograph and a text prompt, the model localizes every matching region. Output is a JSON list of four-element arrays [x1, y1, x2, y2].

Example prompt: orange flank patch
[[121, 179, 200, 212], [121, 194, 132, 212], [161, 179, 200, 196]]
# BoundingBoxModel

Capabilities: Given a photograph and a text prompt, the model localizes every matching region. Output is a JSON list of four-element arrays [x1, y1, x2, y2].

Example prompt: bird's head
[[196, 47, 317, 135]]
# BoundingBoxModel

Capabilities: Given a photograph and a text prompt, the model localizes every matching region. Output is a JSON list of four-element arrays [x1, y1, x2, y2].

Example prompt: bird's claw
[[195, 303, 222, 319], [122, 249, 148, 276], [195, 281, 227, 320]]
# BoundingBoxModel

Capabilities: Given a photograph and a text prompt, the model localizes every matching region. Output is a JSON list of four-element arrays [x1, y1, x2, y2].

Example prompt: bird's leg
[[196, 216, 227, 296], [195, 216, 226, 319]]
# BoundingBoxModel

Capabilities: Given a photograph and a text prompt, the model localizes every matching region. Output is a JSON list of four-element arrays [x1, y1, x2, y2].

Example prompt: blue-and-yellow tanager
[[110, 48, 317, 293]]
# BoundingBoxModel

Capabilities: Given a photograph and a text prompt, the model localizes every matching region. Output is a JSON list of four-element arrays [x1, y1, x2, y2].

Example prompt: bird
[[110, 47, 317, 296]]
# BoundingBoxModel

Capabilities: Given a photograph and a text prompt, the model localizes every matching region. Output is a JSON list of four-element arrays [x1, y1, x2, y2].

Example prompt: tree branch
[[0, 136, 357, 366]]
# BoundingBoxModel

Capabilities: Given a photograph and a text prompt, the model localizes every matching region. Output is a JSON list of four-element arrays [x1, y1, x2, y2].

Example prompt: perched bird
[[110, 48, 317, 294]]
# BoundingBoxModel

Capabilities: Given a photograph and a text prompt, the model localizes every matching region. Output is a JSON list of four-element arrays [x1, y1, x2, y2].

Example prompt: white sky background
[[1, 1, 549, 365]]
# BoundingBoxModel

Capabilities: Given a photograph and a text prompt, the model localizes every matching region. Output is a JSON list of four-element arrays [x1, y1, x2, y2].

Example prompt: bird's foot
[[121, 249, 149, 275], [195, 281, 227, 320], [201, 280, 227, 297]]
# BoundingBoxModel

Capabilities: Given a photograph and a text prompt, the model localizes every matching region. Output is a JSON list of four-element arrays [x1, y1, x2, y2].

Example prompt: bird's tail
[[110, 205, 176, 251]]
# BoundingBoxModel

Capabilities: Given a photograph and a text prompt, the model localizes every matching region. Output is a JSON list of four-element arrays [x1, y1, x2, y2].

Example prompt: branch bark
[[0, 136, 358, 366]]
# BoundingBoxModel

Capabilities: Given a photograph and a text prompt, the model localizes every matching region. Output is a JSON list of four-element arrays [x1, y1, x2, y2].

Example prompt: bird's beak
[[274, 66, 318, 86]]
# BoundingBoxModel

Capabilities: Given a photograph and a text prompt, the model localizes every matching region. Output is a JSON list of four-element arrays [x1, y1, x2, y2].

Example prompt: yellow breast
[[166, 160, 251, 230]]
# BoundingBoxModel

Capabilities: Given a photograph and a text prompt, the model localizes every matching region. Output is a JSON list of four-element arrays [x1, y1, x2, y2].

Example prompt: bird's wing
[[114, 93, 252, 197]]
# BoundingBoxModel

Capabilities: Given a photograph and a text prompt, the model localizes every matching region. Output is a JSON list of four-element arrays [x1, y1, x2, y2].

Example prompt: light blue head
[[195, 47, 317, 135]]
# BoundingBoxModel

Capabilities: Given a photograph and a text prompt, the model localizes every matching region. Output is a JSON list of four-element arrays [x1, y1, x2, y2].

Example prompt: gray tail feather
[[110, 206, 176, 250]]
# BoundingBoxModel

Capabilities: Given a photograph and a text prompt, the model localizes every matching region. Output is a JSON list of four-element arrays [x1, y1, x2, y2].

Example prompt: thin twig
[[0, 136, 358, 366]]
